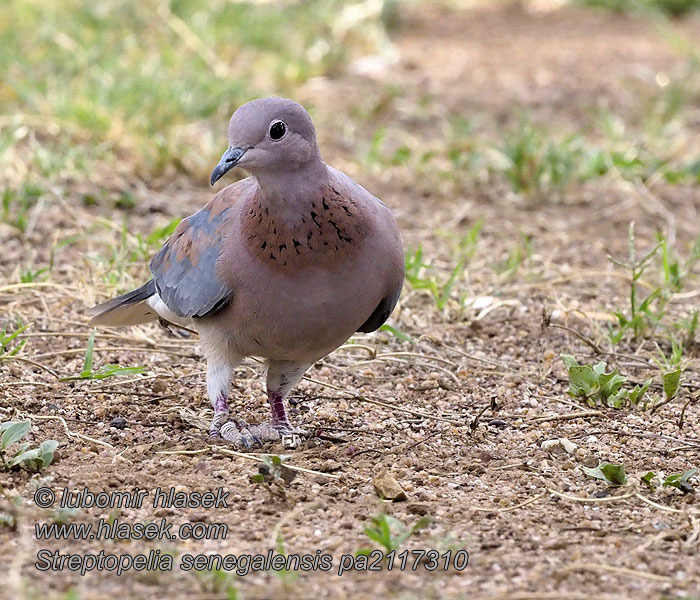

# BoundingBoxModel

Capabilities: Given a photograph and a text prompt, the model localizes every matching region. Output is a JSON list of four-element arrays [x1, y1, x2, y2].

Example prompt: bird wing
[[150, 190, 238, 319]]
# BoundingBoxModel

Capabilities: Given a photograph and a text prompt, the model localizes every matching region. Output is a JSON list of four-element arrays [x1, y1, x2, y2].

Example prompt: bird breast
[[240, 186, 369, 268]]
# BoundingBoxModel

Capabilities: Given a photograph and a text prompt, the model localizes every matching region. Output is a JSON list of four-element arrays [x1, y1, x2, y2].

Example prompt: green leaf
[[379, 324, 414, 344], [599, 371, 627, 397], [592, 361, 607, 379], [628, 380, 651, 405], [568, 365, 597, 397], [92, 365, 145, 379], [640, 471, 656, 488], [8, 448, 41, 468], [662, 369, 682, 401], [581, 462, 628, 486], [12, 442, 30, 456], [411, 516, 430, 533], [680, 468, 698, 483], [38, 440, 58, 466], [147, 217, 181, 245], [663, 468, 697, 491], [560, 354, 578, 369], [1, 421, 31, 450], [82, 329, 96, 375], [606, 388, 628, 408]]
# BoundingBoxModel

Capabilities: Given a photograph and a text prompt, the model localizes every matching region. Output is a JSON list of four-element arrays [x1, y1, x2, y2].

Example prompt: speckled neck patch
[[242, 186, 368, 267]]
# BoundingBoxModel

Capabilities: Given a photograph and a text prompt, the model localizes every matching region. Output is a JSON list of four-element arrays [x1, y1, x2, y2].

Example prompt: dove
[[87, 97, 404, 448]]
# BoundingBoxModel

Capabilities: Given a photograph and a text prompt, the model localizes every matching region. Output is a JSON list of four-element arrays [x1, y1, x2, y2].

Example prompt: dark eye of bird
[[269, 121, 286, 140]]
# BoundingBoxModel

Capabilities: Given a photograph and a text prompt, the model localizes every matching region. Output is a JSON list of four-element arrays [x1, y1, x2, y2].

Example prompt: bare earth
[[1, 3, 700, 600]]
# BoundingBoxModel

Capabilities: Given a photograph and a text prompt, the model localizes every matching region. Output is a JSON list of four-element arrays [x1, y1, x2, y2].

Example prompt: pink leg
[[238, 361, 310, 444], [207, 358, 309, 449], [209, 393, 230, 438], [269, 391, 293, 431], [206, 357, 261, 447]]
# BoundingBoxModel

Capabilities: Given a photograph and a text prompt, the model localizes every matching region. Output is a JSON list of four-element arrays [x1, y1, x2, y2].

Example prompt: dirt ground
[[1, 3, 700, 599]]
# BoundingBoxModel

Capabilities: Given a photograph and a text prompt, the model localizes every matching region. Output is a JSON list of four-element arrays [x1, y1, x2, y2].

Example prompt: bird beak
[[210, 146, 247, 185]]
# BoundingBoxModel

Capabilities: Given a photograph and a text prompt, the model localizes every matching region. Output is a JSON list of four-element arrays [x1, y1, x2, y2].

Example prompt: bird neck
[[253, 159, 328, 206]]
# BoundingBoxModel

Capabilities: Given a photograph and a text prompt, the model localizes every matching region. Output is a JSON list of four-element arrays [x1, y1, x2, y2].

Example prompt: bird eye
[[269, 120, 287, 140]]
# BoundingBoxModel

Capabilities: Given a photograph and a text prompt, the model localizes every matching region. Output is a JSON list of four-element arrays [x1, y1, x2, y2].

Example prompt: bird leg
[[206, 358, 262, 448], [241, 361, 311, 446], [269, 390, 293, 432], [208, 358, 309, 449], [210, 393, 230, 437]]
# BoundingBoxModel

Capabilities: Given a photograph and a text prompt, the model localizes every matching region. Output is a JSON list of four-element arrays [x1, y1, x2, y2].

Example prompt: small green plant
[[59, 330, 145, 381], [404, 246, 465, 311], [662, 468, 697, 494], [561, 355, 651, 408], [652, 338, 684, 406], [271, 532, 297, 586], [19, 266, 49, 283], [581, 462, 628, 486], [250, 454, 296, 499], [403, 221, 481, 312], [195, 567, 239, 599], [494, 119, 592, 195], [674, 309, 699, 346], [493, 232, 534, 279], [640, 468, 697, 494], [0, 323, 30, 358], [0, 421, 58, 471], [1, 185, 43, 234], [129, 217, 182, 263], [0, 495, 23, 530], [607, 223, 668, 343], [52, 506, 80, 524], [357, 513, 429, 555], [659, 231, 700, 293], [378, 323, 414, 343]]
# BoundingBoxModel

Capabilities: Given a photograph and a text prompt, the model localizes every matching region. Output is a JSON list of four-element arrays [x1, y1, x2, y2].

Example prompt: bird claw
[[215, 420, 307, 450], [218, 419, 263, 448]]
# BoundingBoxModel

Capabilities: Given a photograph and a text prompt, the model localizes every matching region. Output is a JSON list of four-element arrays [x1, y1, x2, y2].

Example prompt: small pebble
[[109, 416, 127, 429]]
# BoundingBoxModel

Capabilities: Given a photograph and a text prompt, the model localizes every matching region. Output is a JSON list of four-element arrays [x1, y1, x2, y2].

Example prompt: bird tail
[[87, 280, 158, 327]]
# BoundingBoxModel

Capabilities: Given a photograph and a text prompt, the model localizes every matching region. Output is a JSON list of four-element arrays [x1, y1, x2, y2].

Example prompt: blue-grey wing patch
[[150, 202, 233, 319]]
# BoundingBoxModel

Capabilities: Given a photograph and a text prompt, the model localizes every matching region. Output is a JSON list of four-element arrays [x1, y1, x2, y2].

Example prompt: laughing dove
[[87, 97, 404, 448]]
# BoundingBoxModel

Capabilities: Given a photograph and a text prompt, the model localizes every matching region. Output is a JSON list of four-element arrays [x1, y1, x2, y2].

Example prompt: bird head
[[210, 97, 321, 186]]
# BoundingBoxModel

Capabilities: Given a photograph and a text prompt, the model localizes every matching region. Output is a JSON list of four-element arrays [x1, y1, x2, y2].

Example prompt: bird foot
[[216, 419, 307, 449]]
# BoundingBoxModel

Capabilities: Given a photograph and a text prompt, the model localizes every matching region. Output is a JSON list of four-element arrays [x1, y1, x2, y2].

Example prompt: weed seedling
[[640, 468, 697, 494], [357, 513, 429, 555], [561, 355, 651, 408], [0, 421, 58, 472], [59, 330, 145, 381], [581, 462, 628, 486], [663, 468, 697, 494], [403, 221, 481, 313], [1, 185, 43, 234], [493, 232, 534, 279], [607, 223, 667, 343], [250, 454, 296, 500], [673, 309, 699, 347], [0, 323, 30, 358]]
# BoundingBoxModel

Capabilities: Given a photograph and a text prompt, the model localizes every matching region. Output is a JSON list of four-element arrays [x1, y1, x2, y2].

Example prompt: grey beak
[[210, 147, 247, 185]]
